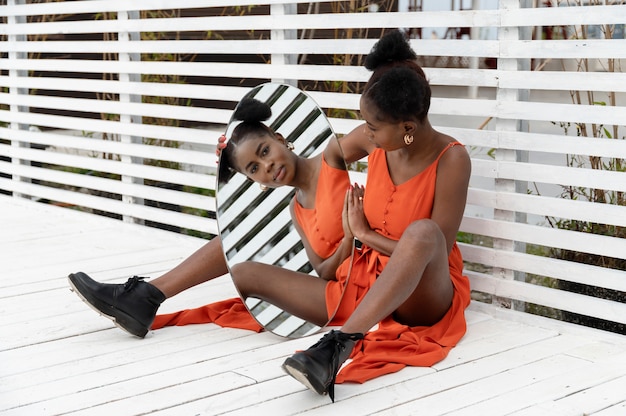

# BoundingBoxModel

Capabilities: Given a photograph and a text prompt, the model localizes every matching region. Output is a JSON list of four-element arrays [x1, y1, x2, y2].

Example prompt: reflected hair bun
[[364, 30, 417, 71], [233, 98, 272, 123]]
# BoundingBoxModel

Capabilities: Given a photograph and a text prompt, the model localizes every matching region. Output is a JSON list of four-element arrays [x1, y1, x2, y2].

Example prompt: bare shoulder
[[438, 140, 471, 178], [322, 139, 346, 170]]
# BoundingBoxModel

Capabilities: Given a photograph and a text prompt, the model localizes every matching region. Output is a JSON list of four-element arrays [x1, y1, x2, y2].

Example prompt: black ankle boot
[[282, 329, 364, 402], [68, 272, 166, 338]]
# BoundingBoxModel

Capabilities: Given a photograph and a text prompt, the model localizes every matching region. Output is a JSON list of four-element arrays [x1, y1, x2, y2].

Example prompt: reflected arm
[[336, 123, 375, 164], [289, 198, 353, 280]]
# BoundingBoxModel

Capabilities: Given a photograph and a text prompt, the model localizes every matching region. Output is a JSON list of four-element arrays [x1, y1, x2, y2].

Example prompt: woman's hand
[[345, 183, 370, 241], [215, 134, 227, 163], [342, 188, 355, 241]]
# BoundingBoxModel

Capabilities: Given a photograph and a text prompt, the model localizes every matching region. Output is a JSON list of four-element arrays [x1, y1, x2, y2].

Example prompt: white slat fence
[[1, 0, 624, 334]]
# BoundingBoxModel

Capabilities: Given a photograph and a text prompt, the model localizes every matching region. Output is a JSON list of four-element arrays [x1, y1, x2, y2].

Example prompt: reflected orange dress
[[292, 155, 349, 260], [327, 143, 471, 384]]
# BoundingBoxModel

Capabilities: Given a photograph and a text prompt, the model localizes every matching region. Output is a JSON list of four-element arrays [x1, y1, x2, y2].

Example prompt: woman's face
[[359, 96, 408, 151], [234, 133, 295, 188]]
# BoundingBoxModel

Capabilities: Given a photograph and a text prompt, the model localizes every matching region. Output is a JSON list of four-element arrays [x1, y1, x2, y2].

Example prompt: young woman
[[68, 97, 352, 338], [278, 30, 472, 401]]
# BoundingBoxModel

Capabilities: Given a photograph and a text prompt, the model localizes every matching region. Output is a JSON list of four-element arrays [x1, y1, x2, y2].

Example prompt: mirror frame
[[216, 83, 351, 337]]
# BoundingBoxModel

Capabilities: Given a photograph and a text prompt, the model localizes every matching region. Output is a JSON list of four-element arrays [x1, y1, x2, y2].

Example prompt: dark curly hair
[[218, 98, 275, 185], [362, 30, 431, 123]]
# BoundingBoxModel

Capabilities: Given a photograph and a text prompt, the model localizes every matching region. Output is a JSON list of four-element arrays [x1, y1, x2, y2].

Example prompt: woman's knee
[[402, 219, 445, 248], [230, 261, 258, 295]]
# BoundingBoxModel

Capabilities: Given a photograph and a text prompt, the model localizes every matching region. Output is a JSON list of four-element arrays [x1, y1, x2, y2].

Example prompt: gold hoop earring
[[404, 134, 414, 145], [259, 184, 268, 192], [286, 142, 295, 151]]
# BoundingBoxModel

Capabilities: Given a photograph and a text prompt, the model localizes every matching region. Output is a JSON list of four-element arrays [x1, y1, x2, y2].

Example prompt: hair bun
[[233, 98, 272, 123], [364, 30, 417, 71]]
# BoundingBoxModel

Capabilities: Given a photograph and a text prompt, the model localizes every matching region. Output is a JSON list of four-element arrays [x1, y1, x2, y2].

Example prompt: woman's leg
[[231, 261, 330, 326], [150, 237, 229, 298], [68, 236, 230, 337], [282, 219, 454, 400], [341, 219, 454, 333]]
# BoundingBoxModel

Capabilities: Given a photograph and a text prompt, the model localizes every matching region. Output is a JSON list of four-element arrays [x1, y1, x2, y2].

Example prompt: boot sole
[[282, 357, 328, 396], [67, 274, 148, 338]]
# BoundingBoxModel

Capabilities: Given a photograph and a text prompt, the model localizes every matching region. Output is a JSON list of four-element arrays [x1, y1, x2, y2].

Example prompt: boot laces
[[315, 330, 364, 402], [123, 276, 147, 293]]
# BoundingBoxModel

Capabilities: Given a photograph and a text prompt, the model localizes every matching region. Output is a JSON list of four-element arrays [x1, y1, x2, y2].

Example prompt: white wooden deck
[[1, 194, 625, 416]]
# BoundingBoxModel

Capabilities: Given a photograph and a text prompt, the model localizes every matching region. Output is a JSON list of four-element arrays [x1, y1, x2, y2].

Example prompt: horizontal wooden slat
[[2, 0, 316, 17], [450, 128, 626, 160], [0, 134, 217, 173], [0, 11, 502, 35], [498, 99, 626, 126], [3, 90, 623, 134], [8, 39, 503, 57], [501, 4, 626, 27], [0, 75, 251, 102], [0, 109, 221, 146], [467, 271, 626, 325], [4, 5, 624, 33], [0, 126, 220, 169], [497, 70, 626, 93], [0, 178, 218, 235], [500, 39, 626, 59], [0, 59, 368, 84], [466, 188, 626, 228], [0, 91, 227, 126], [0, 138, 217, 192], [472, 159, 626, 193], [6, 38, 625, 60], [0, 161, 214, 213], [459, 243, 626, 293], [460, 216, 626, 260]]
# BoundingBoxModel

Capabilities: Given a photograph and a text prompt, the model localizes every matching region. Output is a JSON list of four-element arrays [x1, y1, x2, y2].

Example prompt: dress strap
[[435, 141, 463, 163]]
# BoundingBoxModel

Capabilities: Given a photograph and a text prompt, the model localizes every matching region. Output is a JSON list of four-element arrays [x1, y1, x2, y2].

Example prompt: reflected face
[[233, 133, 295, 189], [359, 96, 406, 151]]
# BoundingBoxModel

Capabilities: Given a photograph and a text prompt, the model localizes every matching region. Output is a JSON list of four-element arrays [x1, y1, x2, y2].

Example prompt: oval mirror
[[216, 83, 352, 338]]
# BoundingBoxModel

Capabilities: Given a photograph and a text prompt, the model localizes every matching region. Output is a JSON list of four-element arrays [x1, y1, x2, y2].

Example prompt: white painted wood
[[1, 11, 501, 36], [0, 0, 328, 16], [4, 195, 621, 416], [0, 127, 220, 173], [472, 159, 626, 193], [466, 188, 626, 227], [452, 128, 626, 159], [0, 90, 227, 125], [1, 0, 624, 333], [0, 108, 221, 144], [4, 6, 623, 35], [459, 243, 626, 292], [0, 75, 251, 102], [1, 39, 497, 60], [468, 271, 626, 325], [461, 217, 626, 260]]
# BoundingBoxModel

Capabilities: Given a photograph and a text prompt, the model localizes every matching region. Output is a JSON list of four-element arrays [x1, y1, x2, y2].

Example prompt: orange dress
[[292, 155, 349, 260], [327, 143, 471, 384]]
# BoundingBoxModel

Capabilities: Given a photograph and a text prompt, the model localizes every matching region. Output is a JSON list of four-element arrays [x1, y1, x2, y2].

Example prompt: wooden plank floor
[[1, 195, 625, 416]]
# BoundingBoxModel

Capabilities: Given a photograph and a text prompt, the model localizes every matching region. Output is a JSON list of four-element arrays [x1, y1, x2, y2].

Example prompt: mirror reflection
[[216, 83, 352, 338]]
